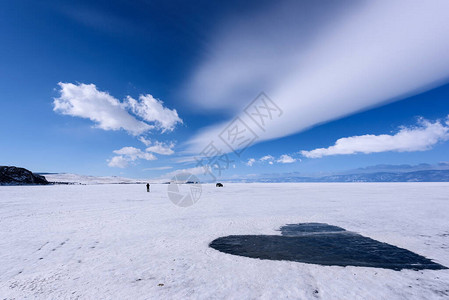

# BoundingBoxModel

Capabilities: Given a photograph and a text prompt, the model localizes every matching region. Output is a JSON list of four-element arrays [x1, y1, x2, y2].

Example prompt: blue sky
[[1, 1, 449, 181]]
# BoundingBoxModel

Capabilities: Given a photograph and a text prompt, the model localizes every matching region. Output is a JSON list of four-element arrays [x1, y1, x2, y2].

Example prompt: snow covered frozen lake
[[1, 183, 449, 299]]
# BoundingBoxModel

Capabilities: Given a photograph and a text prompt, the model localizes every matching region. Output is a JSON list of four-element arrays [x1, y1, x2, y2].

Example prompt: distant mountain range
[[341, 162, 449, 174], [3, 163, 449, 185], [232, 163, 449, 183], [241, 170, 449, 183]]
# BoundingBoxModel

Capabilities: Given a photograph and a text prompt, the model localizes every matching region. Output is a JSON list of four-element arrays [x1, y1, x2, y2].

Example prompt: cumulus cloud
[[108, 146, 157, 168], [246, 158, 256, 166], [161, 166, 208, 180], [125, 94, 182, 132], [139, 137, 176, 155], [54, 83, 182, 135], [54, 83, 151, 135], [259, 155, 275, 165], [247, 154, 297, 165], [247, 155, 278, 166], [185, 1, 449, 154], [113, 146, 157, 161], [139, 136, 152, 146], [54, 83, 182, 168], [260, 155, 274, 162], [277, 154, 296, 163], [301, 118, 449, 158], [107, 156, 130, 168], [146, 141, 175, 155]]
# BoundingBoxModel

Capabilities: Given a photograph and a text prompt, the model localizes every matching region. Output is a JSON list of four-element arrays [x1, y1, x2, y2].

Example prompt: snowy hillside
[[43, 173, 150, 185], [1, 183, 449, 299]]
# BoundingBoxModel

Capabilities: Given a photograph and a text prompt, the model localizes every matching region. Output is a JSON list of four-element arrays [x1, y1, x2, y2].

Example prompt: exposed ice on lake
[[210, 223, 447, 270]]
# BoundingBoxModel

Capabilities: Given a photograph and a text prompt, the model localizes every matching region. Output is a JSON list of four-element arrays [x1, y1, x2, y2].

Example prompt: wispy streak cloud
[[185, 1, 449, 154]]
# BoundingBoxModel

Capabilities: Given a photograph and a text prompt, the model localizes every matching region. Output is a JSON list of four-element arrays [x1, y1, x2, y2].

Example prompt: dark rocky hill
[[0, 166, 49, 185]]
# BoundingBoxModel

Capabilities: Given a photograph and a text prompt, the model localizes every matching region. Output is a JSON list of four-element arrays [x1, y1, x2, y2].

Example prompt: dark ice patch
[[279, 223, 345, 236], [209, 223, 447, 271]]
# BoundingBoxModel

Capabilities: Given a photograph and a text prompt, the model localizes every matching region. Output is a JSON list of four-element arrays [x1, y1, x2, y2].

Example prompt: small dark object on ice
[[146, 183, 150, 192], [216, 183, 223, 187], [158, 283, 164, 287]]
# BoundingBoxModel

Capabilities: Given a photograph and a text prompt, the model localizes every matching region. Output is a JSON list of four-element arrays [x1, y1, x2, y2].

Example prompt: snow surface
[[1, 183, 449, 299]]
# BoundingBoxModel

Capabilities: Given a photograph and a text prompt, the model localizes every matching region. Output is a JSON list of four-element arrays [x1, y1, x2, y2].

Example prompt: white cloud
[[108, 146, 157, 168], [54, 83, 151, 135], [54, 83, 183, 168], [107, 156, 129, 168], [260, 155, 274, 162], [259, 155, 276, 165], [139, 136, 152, 146], [185, 1, 449, 154], [246, 158, 256, 166], [172, 156, 198, 164], [54, 83, 183, 135], [113, 146, 157, 161], [161, 166, 207, 180], [301, 118, 449, 158], [139, 138, 176, 155], [277, 154, 296, 163], [247, 154, 285, 165], [146, 141, 175, 155], [125, 94, 182, 132], [143, 166, 173, 171]]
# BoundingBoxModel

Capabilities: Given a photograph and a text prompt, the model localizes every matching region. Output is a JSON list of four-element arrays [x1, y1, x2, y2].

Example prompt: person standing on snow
[[146, 183, 150, 192]]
